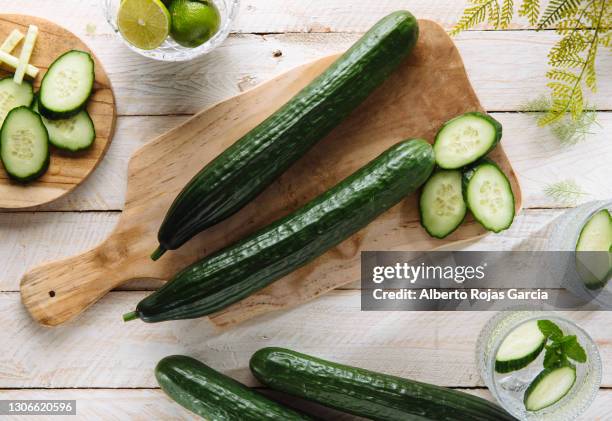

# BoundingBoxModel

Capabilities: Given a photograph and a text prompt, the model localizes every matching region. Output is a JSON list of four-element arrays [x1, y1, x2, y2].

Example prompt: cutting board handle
[[20, 244, 126, 327]]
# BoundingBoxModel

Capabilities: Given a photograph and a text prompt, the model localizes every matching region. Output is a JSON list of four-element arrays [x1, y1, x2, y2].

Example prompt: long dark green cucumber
[[152, 11, 419, 260], [250, 348, 518, 421], [124, 139, 434, 322], [155, 355, 313, 420]]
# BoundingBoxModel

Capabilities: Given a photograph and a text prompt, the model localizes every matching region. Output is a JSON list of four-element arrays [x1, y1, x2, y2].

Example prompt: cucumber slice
[[0, 77, 34, 127], [434, 112, 502, 169], [39, 50, 94, 120], [419, 170, 467, 238], [524, 364, 576, 411], [495, 320, 546, 373], [0, 106, 49, 181], [463, 160, 515, 233], [33, 100, 95, 152], [575, 209, 612, 290]]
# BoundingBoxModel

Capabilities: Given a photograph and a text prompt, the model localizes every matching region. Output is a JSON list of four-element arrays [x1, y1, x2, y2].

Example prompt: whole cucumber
[[124, 139, 434, 323], [250, 348, 518, 421], [152, 10, 419, 260], [156, 355, 313, 420]]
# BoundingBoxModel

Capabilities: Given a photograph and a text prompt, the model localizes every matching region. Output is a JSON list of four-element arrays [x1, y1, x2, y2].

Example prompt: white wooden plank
[[0, 0, 556, 36], [20, 112, 611, 212], [0, 290, 610, 388], [3, 11, 610, 114], [0, 388, 610, 421], [0, 208, 570, 291], [89, 32, 612, 115]]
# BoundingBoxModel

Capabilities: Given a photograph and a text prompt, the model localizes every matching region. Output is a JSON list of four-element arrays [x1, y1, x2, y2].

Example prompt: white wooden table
[[1, 1, 611, 419]]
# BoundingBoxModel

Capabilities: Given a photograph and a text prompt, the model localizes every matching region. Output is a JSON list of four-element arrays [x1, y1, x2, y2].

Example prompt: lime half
[[169, 0, 220, 48], [117, 0, 171, 50]]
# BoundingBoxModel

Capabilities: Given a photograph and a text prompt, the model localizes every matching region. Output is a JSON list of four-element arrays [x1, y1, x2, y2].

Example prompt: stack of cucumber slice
[[0, 50, 95, 182], [420, 111, 515, 238]]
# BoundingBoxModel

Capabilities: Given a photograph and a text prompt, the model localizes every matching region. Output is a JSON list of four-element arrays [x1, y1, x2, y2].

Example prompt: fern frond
[[544, 180, 590, 205], [546, 69, 579, 82], [450, 0, 500, 35], [539, 0, 581, 28], [518, 0, 540, 25], [500, 0, 514, 27], [550, 109, 599, 145]]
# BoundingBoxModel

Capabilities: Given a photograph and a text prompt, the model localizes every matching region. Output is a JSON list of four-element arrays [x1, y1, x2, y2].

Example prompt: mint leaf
[[538, 320, 563, 341], [562, 336, 587, 363], [543, 346, 561, 368]]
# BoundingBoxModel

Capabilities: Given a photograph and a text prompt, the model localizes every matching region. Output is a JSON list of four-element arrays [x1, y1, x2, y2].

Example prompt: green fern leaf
[[546, 69, 579, 82], [450, 0, 500, 35], [539, 0, 581, 28], [518, 0, 540, 25], [500, 0, 514, 27]]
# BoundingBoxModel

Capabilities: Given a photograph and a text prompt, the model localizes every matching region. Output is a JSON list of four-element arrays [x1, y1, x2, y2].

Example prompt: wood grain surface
[[20, 20, 521, 327], [0, 14, 116, 209]]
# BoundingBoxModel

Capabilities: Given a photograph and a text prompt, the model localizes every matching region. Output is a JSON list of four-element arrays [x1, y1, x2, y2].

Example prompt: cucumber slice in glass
[[524, 364, 576, 411], [0, 106, 49, 182], [434, 112, 502, 169], [0, 77, 34, 126], [39, 50, 94, 120], [575, 209, 612, 290], [463, 160, 515, 233], [419, 170, 467, 238], [495, 320, 546, 373]]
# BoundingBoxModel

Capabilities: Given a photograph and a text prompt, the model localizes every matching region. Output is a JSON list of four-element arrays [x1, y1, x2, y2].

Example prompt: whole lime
[[169, 0, 221, 48]]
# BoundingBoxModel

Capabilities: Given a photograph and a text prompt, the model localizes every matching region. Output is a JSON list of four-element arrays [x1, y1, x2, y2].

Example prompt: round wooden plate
[[0, 15, 116, 209]]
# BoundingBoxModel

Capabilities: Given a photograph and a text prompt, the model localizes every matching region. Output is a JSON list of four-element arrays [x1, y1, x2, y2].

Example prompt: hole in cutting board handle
[[48, 291, 56, 298]]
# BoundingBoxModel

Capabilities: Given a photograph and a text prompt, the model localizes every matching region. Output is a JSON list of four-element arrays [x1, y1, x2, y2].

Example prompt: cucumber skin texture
[[250, 348, 517, 421], [0, 106, 50, 182], [418, 169, 467, 239], [434, 112, 502, 170], [38, 50, 95, 120], [133, 139, 434, 322], [495, 340, 546, 374], [462, 158, 515, 233], [524, 364, 576, 411], [155, 11, 419, 254], [156, 355, 312, 421]]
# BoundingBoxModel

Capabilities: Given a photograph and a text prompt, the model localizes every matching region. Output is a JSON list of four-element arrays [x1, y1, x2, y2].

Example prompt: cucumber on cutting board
[[463, 159, 515, 233], [495, 320, 546, 373], [575, 209, 612, 290], [433, 112, 502, 169], [250, 348, 517, 421], [524, 364, 576, 411], [33, 100, 95, 152], [419, 169, 467, 238], [0, 77, 34, 126], [38, 50, 94, 119], [155, 355, 312, 421], [0, 106, 49, 181], [151, 11, 420, 260], [124, 139, 434, 323]]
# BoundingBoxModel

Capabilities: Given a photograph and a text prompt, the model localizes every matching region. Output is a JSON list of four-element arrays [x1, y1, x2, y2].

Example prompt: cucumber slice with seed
[[419, 170, 467, 238], [463, 160, 515, 233], [33, 100, 95, 152], [524, 364, 576, 411], [0, 106, 49, 181], [0, 77, 34, 127], [575, 209, 612, 290], [434, 112, 502, 169], [39, 50, 94, 120], [495, 320, 546, 373]]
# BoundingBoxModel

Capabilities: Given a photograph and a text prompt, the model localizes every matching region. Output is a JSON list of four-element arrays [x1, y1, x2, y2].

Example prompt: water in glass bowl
[[477, 311, 601, 420]]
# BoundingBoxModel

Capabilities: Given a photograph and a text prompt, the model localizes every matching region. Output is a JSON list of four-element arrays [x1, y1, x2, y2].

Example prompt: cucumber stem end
[[123, 311, 139, 322], [151, 246, 166, 261]]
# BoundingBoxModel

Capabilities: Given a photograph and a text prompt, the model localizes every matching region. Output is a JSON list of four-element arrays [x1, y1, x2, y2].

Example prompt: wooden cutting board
[[0, 15, 116, 209], [21, 20, 521, 327]]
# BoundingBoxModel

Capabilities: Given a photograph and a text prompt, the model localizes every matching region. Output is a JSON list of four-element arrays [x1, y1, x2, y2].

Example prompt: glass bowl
[[103, 0, 240, 61], [476, 311, 601, 421]]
